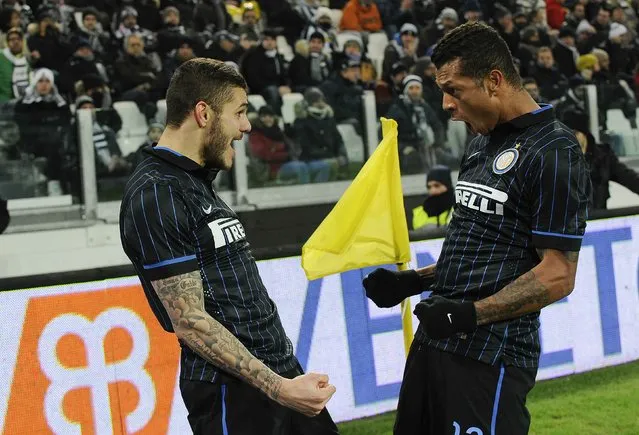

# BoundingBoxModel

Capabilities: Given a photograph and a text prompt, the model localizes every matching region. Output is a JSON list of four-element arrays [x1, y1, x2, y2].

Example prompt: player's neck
[[156, 127, 205, 166], [499, 91, 541, 125]]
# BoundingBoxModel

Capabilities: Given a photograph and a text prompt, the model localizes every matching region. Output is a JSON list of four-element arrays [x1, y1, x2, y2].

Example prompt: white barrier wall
[[0, 215, 637, 433]]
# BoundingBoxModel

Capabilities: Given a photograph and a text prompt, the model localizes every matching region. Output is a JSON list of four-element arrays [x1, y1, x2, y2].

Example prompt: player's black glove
[[413, 295, 477, 339], [363, 268, 430, 308]]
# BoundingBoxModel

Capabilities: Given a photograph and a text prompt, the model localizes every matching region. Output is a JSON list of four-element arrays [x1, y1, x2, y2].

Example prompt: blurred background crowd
[[0, 0, 638, 220]]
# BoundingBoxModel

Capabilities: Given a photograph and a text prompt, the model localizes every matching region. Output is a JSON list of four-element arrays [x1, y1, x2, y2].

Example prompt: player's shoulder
[[521, 119, 582, 160]]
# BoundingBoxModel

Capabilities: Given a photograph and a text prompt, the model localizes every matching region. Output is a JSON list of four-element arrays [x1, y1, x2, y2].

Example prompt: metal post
[[77, 108, 98, 220], [363, 90, 379, 159], [585, 84, 600, 143], [233, 136, 249, 205]]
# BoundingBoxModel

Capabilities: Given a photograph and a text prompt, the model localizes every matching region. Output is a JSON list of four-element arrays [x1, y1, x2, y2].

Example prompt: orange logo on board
[[3, 285, 180, 435]]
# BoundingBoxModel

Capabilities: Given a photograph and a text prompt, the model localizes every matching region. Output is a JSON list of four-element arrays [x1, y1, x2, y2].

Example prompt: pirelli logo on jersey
[[207, 217, 247, 248], [455, 181, 509, 216]]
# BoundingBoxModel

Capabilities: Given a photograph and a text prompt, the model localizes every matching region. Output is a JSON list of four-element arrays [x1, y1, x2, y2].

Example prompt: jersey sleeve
[[122, 183, 199, 280], [528, 144, 591, 251]]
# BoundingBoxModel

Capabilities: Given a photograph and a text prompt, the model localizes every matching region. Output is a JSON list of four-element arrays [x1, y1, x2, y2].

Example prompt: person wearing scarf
[[412, 165, 455, 230], [0, 27, 29, 102]]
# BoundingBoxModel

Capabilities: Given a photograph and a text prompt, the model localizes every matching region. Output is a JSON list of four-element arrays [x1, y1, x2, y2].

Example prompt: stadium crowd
[[0, 0, 638, 208]]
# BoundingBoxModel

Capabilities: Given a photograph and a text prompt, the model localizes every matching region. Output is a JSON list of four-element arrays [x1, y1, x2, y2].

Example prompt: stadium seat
[[156, 99, 167, 124], [113, 101, 148, 137], [248, 94, 267, 112], [336, 31, 363, 51], [277, 36, 295, 62], [330, 9, 343, 27], [608, 108, 636, 156], [337, 123, 365, 162], [367, 32, 389, 60], [281, 93, 304, 125]]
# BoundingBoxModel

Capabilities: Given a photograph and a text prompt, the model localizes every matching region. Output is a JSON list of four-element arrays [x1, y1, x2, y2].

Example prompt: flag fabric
[[301, 118, 411, 280]]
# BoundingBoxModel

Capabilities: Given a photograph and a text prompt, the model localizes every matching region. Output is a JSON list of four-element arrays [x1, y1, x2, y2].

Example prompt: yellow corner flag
[[301, 118, 414, 355]]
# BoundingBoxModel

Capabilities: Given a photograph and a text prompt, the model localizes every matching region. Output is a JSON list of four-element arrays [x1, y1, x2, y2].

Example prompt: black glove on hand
[[413, 295, 477, 339], [363, 268, 425, 308]]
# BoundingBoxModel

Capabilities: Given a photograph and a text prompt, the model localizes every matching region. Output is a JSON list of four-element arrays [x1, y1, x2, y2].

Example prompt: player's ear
[[486, 70, 503, 95], [194, 101, 209, 128]]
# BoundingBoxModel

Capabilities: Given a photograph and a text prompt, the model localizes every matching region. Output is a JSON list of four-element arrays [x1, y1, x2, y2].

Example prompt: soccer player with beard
[[364, 23, 590, 434], [120, 59, 338, 435]]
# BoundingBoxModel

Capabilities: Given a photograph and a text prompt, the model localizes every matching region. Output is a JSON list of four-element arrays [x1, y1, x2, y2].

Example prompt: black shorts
[[179, 365, 339, 435], [394, 342, 537, 435]]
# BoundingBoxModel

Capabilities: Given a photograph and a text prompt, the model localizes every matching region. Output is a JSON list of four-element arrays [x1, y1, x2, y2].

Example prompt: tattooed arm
[[151, 271, 335, 416], [474, 249, 579, 325]]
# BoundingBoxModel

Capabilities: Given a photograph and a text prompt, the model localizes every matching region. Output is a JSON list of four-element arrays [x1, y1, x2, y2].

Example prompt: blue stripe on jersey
[[221, 384, 229, 435], [531, 230, 583, 239], [491, 364, 506, 435], [532, 104, 553, 114], [142, 254, 197, 269], [154, 146, 184, 157]]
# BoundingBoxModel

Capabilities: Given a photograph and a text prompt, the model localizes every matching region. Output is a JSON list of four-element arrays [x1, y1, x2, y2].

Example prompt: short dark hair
[[165, 58, 247, 128], [431, 22, 522, 88], [522, 77, 537, 86]]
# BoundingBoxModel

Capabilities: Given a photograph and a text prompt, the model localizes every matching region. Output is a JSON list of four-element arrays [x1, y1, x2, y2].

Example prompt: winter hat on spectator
[[304, 87, 325, 104], [427, 165, 453, 190], [576, 54, 598, 71], [36, 7, 56, 22], [82, 7, 99, 20], [82, 73, 105, 90], [314, 7, 332, 23], [391, 61, 409, 76], [121, 6, 138, 19], [339, 56, 360, 71], [162, 6, 179, 18], [558, 27, 576, 39], [494, 4, 511, 20], [414, 56, 433, 73], [33, 68, 55, 85], [576, 19, 596, 34], [6, 27, 22, 39], [75, 39, 92, 51], [75, 95, 94, 108], [463, 0, 482, 13], [258, 105, 276, 117], [402, 74, 423, 95], [215, 30, 239, 43], [262, 28, 279, 39], [609, 22, 628, 39], [438, 7, 459, 23], [400, 23, 418, 36], [343, 37, 363, 51]]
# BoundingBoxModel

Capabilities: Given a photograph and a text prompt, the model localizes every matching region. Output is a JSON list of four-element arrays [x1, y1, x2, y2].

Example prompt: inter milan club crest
[[493, 147, 520, 174]]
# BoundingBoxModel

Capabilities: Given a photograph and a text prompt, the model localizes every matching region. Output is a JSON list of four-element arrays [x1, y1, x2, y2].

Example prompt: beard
[[201, 117, 232, 170]]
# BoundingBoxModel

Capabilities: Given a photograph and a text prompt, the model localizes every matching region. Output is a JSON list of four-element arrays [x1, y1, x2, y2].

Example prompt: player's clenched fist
[[363, 268, 423, 308], [278, 373, 336, 417]]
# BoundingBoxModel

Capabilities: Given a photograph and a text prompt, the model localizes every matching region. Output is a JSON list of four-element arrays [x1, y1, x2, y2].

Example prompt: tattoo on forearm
[[152, 271, 282, 400], [474, 271, 551, 325]]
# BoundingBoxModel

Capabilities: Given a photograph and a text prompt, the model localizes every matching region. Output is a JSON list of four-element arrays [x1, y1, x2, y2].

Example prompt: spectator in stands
[[113, 6, 155, 53], [205, 30, 244, 63], [27, 7, 70, 73], [114, 34, 159, 122], [73, 95, 132, 176], [289, 32, 333, 93], [249, 104, 313, 184], [420, 7, 458, 55], [375, 60, 406, 115], [158, 36, 196, 96], [296, 0, 320, 26], [523, 77, 544, 103], [462, 0, 483, 24], [531, 47, 569, 101], [15, 68, 70, 183], [382, 22, 418, 84], [553, 27, 578, 79], [386, 74, 445, 173], [0, 8, 23, 40], [341, 36, 363, 62], [413, 56, 448, 127], [576, 19, 597, 54], [233, 2, 261, 41], [59, 40, 109, 97], [607, 22, 638, 78], [576, 53, 600, 83], [131, 121, 165, 168], [241, 28, 291, 113], [70, 7, 109, 62], [320, 56, 364, 133], [156, 6, 201, 57], [562, 110, 639, 210], [303, 6, 339, 51], [591, 3, 612, 49], [293, 87, 344, 181], [564, 1, 587, 30], [193, 0, 229, 34], [0, 27, 29, 103], [74, 73, 121, 133], [546, 0, 567, 30], [493, 5, 519, 58], [340, 0, 383, 33], [412, 165, 454, 231]]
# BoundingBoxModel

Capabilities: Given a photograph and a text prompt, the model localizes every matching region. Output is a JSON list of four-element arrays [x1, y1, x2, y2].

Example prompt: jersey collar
[[145, 144, 219, 181]]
